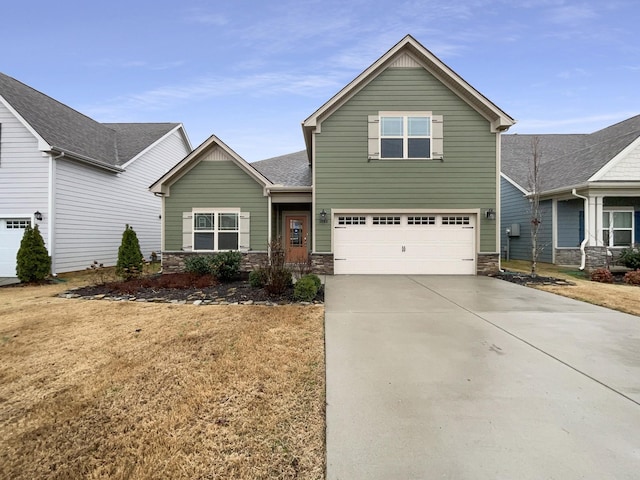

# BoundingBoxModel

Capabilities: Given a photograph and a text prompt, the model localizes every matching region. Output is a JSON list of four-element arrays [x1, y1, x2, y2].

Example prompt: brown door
[[284, 214, 308, 263]]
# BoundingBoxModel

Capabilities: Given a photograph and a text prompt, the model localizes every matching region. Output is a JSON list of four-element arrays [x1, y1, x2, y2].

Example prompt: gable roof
[[302, 34, 515, 157], [150, 134, 273, 195], [0, 72, 183, 170], [502, 114, 640, 194], [251, 150, 311, 187]]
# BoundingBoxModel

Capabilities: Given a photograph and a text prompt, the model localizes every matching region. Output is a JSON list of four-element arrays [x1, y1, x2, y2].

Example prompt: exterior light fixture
[[485, 208, 496, 220], [34, 211, 43, 221], [319, 209, 328, 223]]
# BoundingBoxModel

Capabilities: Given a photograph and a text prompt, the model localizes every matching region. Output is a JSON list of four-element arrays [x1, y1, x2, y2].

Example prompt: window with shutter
[[368, 112, 443, 160]]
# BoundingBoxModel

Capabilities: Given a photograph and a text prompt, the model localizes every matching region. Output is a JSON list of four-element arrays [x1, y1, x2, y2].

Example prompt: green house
[[150, 35, 515, 275]]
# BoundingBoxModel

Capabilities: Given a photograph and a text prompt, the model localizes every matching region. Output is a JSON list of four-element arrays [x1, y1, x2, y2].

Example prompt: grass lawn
[[501, 260, 640, 317], [0, 274, 325, 479]]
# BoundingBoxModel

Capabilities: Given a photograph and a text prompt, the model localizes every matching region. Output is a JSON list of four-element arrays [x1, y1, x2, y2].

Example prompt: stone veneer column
[[477, 253, 500, 275]]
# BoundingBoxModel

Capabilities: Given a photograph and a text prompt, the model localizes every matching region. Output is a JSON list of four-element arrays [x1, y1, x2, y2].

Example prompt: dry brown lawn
[[502, 260, 640, 317], [0, 274, 325, 479]]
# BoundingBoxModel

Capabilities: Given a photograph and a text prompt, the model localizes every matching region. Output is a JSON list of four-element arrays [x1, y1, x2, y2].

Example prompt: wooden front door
[[284, 214, 309, 263]]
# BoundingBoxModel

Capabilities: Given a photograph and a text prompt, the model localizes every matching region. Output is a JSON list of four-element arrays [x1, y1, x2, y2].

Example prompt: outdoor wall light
[[34, 211, 43, 221], [485, 208, 496, 220], [319, 209, 328, 223]]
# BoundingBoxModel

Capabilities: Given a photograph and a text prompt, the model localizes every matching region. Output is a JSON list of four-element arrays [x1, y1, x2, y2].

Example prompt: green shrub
[[116, 225, 144, 280], [293, 275, 318, 302], [623, 269, 640, 286], [619, 245, 640, 270], [184, 255, 212, 275], [16, 224, 51, 283], [249, 268, 267, 288], [210, 251, 242, 282], [303, 273, 322, 290], [590, 268, 614, 283]]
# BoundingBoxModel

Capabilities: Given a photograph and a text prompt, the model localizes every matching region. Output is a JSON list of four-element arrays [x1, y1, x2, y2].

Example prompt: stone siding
[[584, 246, 609, 272], [555, 248, 582, 266], [477, 253, 500, 275]]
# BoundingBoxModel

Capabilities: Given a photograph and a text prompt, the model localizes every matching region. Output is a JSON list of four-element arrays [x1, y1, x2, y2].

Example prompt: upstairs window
[[380, 115, 431, 159]]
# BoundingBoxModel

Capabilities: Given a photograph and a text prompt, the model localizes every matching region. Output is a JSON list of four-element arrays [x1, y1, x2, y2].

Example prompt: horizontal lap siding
[[164, 159, 268, 251], [315, 68, 497, 252], [54, 130, 189, 272], [0, 102, 49, 242], [557, 199, 583, 248]]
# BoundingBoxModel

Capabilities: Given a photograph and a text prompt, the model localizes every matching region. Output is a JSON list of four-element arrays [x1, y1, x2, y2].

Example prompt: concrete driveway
[[325, 275, 640, 480]]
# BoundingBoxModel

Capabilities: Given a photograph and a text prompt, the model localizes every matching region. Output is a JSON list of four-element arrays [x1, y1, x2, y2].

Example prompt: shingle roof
[[251, 150, 311, 187], [502, 114, 640, 193], [0, 72, 179, 168]]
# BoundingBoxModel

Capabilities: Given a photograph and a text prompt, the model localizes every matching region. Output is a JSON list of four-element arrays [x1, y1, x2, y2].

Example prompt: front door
[[284, 214, 309, 263]]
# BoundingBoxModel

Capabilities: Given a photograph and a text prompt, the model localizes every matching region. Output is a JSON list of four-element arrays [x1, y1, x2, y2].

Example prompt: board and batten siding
[[0, 101, 50, 241], [313, 67, 498, 253], [164, 150, 268, 252], [54, 129, 189, 273]]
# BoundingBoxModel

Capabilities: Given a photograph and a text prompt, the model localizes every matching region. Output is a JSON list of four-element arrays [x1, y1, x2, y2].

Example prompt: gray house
[[0, 72, 191, 276], [151, 35, 515, 275], [501, 115, 640, 270]]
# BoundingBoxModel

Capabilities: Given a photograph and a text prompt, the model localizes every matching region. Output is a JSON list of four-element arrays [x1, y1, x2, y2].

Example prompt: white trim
[[0, 94, 51, 151], [191, 208, 241, 252], [120, 124, 192, 169], [552, 198, 558, 264], [378, 111, 433, 160], [500, 172, 529, 195], [589, 136, 640, 181]]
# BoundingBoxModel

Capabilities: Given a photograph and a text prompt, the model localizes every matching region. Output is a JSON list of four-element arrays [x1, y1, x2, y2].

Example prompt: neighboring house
[[501, 115, 640, 270], [0, 72, 191, 276], [150, 35, 515, 275]]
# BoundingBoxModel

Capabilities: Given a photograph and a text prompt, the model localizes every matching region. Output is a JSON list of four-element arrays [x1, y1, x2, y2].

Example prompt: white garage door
[[333, 214, 476, 275], [0, 218, 31, 277]]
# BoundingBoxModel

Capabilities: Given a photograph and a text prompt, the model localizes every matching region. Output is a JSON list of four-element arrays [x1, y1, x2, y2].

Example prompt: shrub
[[590, 268, 614, 283], [619, 245, 640, 270], [262, 238, 293, 295], [116, 224, 144, 280], [184, 255, 212, 275], [249, 268, 267, 288], [303, 273, 322, 290], [16, 224, 51, 283], [293, 275, 318, 302], [210, 251, 242, 282], [623, 269, 640, 286]]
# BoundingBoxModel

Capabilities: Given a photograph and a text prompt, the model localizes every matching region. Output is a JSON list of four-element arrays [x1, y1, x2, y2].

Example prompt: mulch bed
[[62, 272, 324, 305], [490, 271, 575, 286]]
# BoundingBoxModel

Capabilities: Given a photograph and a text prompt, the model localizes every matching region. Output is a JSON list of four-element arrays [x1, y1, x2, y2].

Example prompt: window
[[380, 114, 431, 159], [193, 211, 239, 251], [602, 210, 633, 247], [372, 216, 401, 225], [408, 216, 435, 225], [442, 216, 470, 225], [337, 216, 366, 225], [6, 219, 30, 229]]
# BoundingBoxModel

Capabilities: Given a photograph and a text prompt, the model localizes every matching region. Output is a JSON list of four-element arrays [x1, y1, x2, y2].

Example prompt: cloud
[[556, 68, 590, 79], [183, 8, 228, 26], [547, 4, 597, 25], [86, 59, 185, 71]]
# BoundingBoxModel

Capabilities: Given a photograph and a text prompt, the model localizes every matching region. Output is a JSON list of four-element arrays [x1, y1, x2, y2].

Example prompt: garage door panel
[[0, 218, 30, 277], [334, 214, 476, 275]]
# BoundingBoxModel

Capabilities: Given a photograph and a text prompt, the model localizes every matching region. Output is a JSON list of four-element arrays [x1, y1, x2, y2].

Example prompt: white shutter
[[432, 115, 444, 159], [182, 212, 193, 251], [239, 212, 250, 252], [368, 115, 379, 160]]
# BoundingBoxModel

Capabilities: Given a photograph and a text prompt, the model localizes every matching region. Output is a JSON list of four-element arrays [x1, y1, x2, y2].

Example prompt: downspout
[[49, 151, 65, 275], [572, 189, 588, 270]]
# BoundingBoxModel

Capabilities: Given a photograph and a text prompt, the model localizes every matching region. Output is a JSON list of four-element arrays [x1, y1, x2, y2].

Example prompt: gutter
[[49, 147, 125, 173], [571, 189, 588, 270]]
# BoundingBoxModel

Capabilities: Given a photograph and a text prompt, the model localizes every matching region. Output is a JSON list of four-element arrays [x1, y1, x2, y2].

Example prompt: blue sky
[[2, 0, 639, 161]]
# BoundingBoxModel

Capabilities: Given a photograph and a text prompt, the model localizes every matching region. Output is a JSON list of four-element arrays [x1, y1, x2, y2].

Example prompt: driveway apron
[[325, 275, 640, 480]]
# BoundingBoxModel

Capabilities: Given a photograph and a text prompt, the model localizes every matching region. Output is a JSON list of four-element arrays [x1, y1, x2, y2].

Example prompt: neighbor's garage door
[[333, 214, 476, 275], [0, 218, 31, 277]]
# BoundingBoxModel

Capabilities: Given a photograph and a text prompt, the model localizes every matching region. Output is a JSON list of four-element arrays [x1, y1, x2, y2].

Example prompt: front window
[[194, 211, 239, 251], [602, 210, 633, 247], [380, 114, 431, 159]]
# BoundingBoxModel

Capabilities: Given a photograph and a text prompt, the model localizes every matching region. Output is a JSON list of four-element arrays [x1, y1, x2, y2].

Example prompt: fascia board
[[149, 134, 273, 194], [302, 35, 515, 134], [588, 135, 640, 181], [121, 124, 191, 169], [500, 172, 529, 194], [0, 94, 51, 151]]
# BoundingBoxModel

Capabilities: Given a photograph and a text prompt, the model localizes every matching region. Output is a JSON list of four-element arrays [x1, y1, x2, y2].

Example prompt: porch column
[[587, 195, 604, 246]]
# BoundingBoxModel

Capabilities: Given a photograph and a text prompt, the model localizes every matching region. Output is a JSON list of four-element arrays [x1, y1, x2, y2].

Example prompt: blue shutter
[[578, 211, 584, 246], [635, 211, 640, 244]]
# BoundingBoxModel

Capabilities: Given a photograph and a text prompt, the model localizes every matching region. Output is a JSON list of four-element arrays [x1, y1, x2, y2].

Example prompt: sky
[[2, 0, 639, 162]]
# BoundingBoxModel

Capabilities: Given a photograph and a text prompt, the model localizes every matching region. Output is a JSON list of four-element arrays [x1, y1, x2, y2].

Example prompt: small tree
[[528, 136, 544, 276], [16, 224, 51, 282], [116, 224, 144, 279]]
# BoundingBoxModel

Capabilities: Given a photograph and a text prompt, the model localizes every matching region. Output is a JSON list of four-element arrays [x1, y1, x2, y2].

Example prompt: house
[[150, 35, 515, 275], [0, 72, 191, 276], [501, 115, 640, 271]]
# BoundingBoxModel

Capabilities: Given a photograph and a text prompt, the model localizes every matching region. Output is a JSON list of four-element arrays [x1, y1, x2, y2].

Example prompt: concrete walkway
[[325, 275, 640, 480], [0, 277, 19, 287]]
